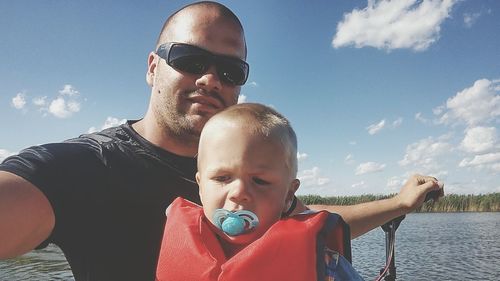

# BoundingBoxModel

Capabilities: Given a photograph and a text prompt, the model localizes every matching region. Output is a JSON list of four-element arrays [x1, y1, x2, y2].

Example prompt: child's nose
[[228, 179, 251, 204]]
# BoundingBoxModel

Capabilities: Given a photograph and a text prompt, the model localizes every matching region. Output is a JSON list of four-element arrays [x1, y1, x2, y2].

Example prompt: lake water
[[352, 212, 500, 280], [1, 212, 499, 280]]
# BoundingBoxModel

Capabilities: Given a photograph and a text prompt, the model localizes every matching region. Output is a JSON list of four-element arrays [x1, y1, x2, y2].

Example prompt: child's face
[[196, 119, 298, 244]]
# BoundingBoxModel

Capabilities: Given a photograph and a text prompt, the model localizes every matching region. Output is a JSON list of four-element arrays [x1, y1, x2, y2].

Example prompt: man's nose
[[195, 65, 222, 92]]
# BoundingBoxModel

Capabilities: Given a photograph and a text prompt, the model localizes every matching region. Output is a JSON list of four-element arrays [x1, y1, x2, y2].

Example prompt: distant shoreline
[[299, 193, 500, 212]]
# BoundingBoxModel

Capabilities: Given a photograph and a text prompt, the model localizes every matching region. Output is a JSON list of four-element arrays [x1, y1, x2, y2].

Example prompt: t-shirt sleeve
[[0, 139, 106, 247]]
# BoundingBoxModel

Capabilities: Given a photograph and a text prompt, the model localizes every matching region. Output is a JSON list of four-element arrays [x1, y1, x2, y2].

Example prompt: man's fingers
[[413, 174, 445, 194], [420, 179, 445, 202], [420, 180, 439, 192], [413, 174, 438, 185]]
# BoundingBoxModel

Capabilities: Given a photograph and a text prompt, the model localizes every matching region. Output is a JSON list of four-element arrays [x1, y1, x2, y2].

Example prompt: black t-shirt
[[0, 121, 200, 281]]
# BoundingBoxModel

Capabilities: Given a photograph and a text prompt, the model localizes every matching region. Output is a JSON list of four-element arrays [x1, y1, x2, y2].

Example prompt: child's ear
[[291, 179, 300, 193], [283, 179, 300, 213], [196, 172, 202, 197], [195, 172, 201, 184]]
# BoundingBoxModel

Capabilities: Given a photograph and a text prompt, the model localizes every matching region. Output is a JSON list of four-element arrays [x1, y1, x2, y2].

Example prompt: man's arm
[[0, 171, 55, 259], [294, 174, 443, 239]]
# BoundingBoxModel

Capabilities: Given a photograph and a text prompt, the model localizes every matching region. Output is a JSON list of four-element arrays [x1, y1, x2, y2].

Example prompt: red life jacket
[[156, 197, 352, 281]]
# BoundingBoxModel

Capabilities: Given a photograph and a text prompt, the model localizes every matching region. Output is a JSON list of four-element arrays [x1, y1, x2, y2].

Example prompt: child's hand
[[395, 174, 444, 212]]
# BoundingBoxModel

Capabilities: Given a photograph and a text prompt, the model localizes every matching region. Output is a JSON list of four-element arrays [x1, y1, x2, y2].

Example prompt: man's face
[[148, 8, 246, 140], [196, 119, 298, 244]]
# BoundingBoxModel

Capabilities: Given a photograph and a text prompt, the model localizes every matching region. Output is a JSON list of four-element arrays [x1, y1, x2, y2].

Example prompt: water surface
[[352, 212, 500, 280], [1, 212, 499, 280]]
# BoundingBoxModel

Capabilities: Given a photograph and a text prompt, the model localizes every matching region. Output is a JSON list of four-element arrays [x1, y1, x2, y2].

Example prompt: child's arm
[[294, 174, 443, 239]]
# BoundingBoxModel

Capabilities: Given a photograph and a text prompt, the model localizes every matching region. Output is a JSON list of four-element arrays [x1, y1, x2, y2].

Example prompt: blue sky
[[1, 0, 499, 196]]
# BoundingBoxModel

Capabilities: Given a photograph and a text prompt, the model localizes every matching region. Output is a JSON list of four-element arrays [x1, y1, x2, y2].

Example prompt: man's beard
[[167, 109, 207, 140], [155, 88, 238, 143], [154, 95, 207, 144]]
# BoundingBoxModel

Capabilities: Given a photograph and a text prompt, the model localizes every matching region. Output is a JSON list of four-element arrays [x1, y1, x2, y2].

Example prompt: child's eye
[[213, 175, 230, 183], [252, 177, 270, 185]]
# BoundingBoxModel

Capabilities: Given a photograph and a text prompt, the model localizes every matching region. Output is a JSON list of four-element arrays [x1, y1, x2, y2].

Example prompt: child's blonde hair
[[203, 103, 298, 177]]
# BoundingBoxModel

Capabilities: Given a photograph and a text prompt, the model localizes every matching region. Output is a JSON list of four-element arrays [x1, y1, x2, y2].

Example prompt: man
[[0, 2, 442, 280]]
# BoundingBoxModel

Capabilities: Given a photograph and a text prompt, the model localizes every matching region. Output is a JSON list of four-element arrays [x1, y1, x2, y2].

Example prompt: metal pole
[[383, 222, 396, 281], [380, 215, 405, 281]]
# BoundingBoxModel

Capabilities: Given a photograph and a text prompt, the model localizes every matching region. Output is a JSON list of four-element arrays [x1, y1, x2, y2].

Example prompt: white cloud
[[297, 151, 308, 161], [88, 117, 127, 133], [317, 178, 331, 185], [247, 81, 258, 87], [49, 97, 80, 118], [33, 96, 48, 107], [459, 152, 500, 168], [59, 84, 79, 96], [387, 175, 406, 192], [464, 12, 481, 28], [0, 149, 16, 162], [298, 167, 331, 187], [11, 93, 26, 110], [48, 85, 82, 118], [433, 105, 445, 115], [492, 163, 500, 173], [351, 181, 366, 188], [355, 161, 386, 175], [432, 170, 449, 179], [367, 119, 386, 135], [366, 118, 403, 135], [415, 112, 429, 124], [345, 154, 355, 165], [437, 79, 500, 126], [388, 171, 448, 193], [460, 126, 497, 153], [392, 117, 403, 128], [10, 85, 83, 118], [399, 136, 452, 168], [332, 0, 457, 51], [237, 94, 247, 104], [101, 117, 126, 130]]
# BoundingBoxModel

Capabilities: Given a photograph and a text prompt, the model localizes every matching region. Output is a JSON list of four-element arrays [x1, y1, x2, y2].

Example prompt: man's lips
[[187, 94, 224, 110]]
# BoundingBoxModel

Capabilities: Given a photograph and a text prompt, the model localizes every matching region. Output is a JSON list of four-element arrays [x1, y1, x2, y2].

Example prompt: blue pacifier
[[213, 209, 259, 236]]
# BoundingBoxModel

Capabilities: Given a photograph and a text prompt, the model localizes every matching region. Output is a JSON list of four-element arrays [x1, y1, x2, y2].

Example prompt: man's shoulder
[[72, 122, 131, 146], [63, 121, 146, 157]]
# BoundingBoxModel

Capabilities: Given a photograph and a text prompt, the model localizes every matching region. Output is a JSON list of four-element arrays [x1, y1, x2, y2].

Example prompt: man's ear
[[283, 179, 300, 213], [146, 52, 157, 86]]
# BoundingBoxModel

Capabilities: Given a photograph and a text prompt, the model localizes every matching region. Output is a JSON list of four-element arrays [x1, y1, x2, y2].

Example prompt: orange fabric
[[156, 197, 347, 281]]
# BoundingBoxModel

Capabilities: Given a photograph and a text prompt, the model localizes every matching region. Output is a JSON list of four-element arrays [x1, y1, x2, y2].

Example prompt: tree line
[[298, 193, 500, 212]]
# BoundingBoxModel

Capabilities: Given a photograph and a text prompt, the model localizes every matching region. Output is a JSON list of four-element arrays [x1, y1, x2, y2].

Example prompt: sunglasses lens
[[170, 55, 209, 74], [217, 59, 248, 86], [165, 43, 248, 85]]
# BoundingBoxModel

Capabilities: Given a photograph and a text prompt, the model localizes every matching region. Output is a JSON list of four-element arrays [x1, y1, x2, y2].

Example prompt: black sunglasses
[[156, 42, 249, 86]]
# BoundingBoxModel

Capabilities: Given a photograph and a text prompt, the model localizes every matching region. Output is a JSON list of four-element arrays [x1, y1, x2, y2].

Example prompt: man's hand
[[306, 174, 444, 239], [394, 174, 444, 213]]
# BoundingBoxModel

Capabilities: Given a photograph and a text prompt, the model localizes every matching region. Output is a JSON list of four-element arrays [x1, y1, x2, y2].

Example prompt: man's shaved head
[[156, 1, 246, 57]]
